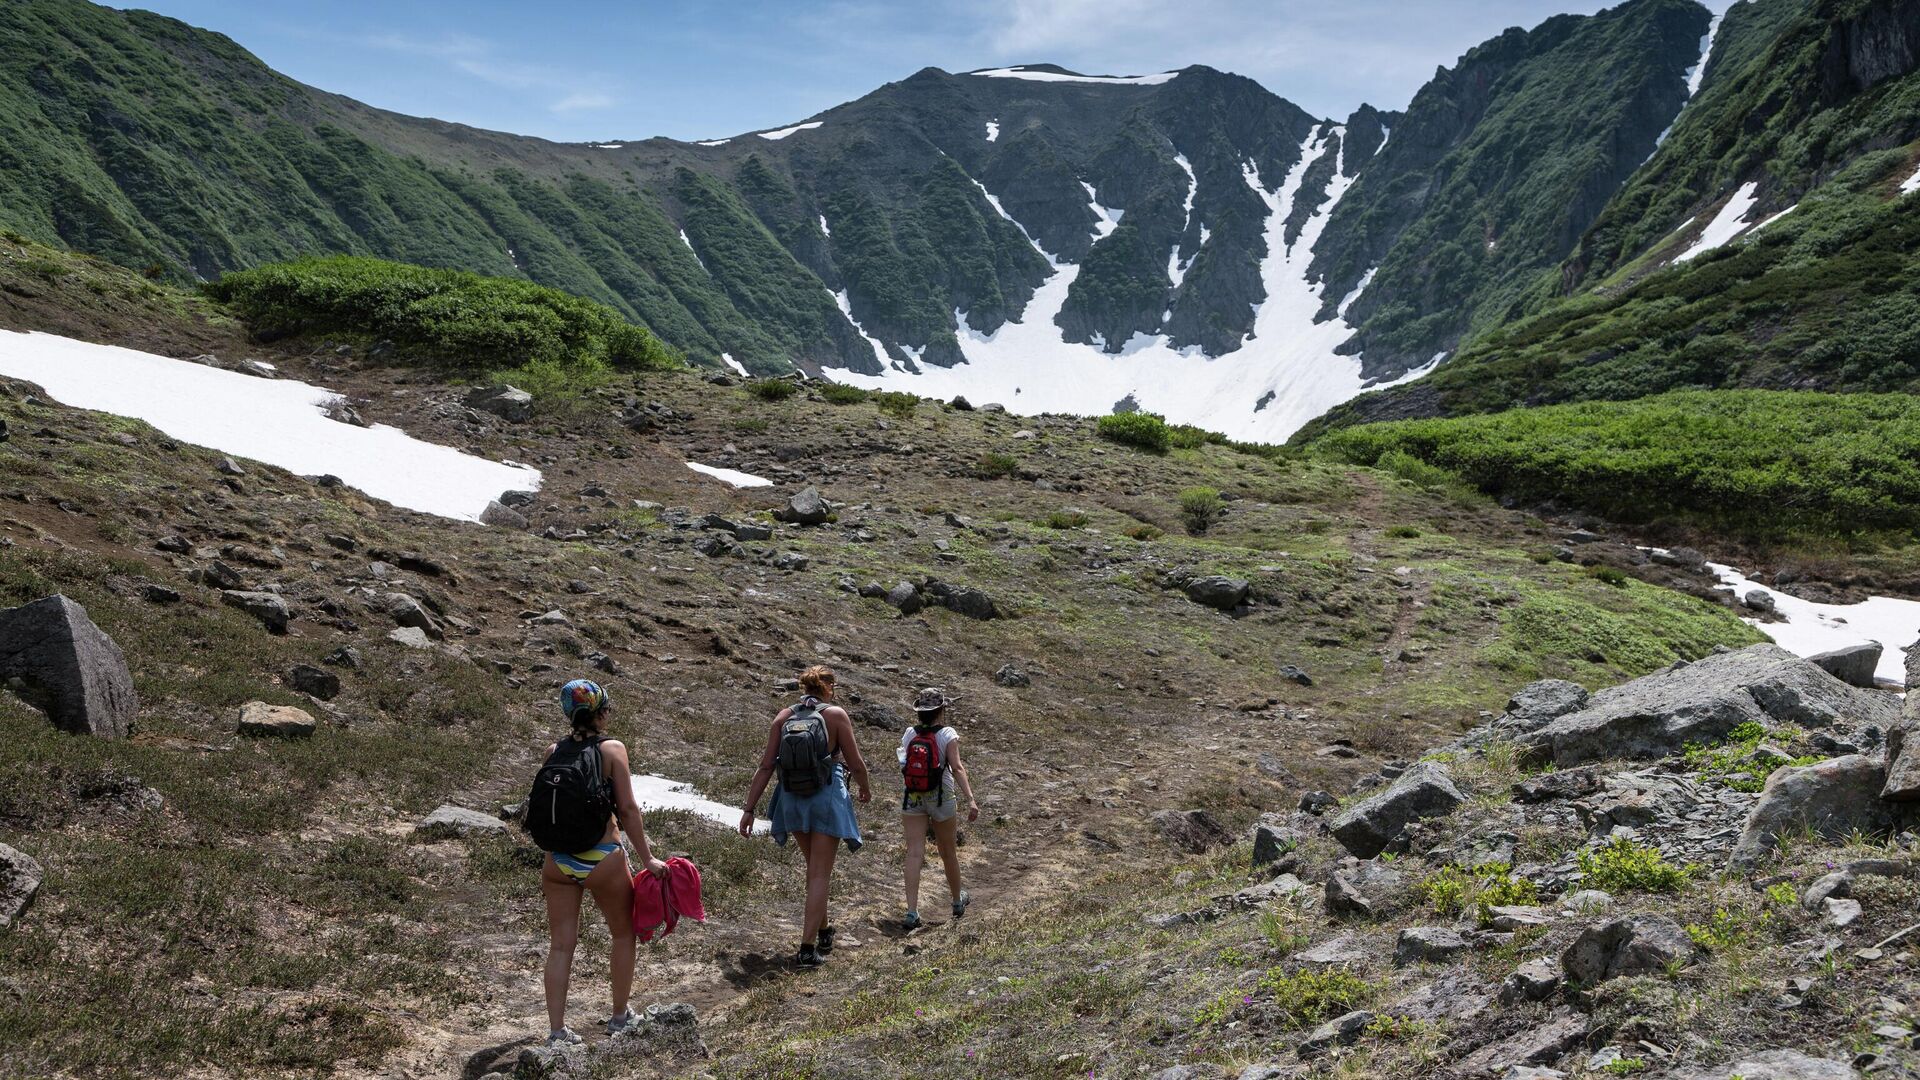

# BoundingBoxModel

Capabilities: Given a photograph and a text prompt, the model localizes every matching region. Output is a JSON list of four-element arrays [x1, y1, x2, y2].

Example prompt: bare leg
[[902, 814, 928, 912], [585, 849, 637, 1017], [541, 858, 584, 1033], [933, 816, 963, 901], [803, 831, 839, 945]]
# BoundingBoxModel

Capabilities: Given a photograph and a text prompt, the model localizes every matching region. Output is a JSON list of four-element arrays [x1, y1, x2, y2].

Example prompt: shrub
[[1125, 523, 1164, 541], [1255, 969, 1376, 1024], [1168, 423, 1219, 450], [747, 379, 798, 401], [1586, 565, 1629, 588], [974, 453, 1018, 479], [206, 256, 680, 394], [1576, 837, 1690, 893], [1178, 486, 1225, 535], [819, 383, 870, 405], [1386, 524, 1423, 539], [1096, 411, 1171, 453], [1419, 863, 1538, 925], [872, 391, 919, 418], [1040, 510, 1088, 530]]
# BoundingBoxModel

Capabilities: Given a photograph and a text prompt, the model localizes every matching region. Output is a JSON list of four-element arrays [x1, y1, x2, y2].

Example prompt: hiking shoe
[[816, 925, 836, 954], [607, 1007, 640, 1036], [795, 943, 824, 968], [901, 910, 922, 931], [952, 890, 971, 918], [546, 1027, 583, 1047]]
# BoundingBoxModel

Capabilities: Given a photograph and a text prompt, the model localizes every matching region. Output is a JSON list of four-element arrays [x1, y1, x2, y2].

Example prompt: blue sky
[[122, 0, 1727, 143]]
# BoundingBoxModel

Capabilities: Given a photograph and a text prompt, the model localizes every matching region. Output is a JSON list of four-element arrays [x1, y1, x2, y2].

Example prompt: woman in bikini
[[537, 679, 669, 1046], [738, 665, 871, 967]]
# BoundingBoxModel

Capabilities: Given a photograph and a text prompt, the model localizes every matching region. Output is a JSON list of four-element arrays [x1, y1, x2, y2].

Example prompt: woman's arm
[[601, 740, 668, 876], [947, 737, 979, 822], [828, 707, 871, 804], [738, 711, 787, 836]]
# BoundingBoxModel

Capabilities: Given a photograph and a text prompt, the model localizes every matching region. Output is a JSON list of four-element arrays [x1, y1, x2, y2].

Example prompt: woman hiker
[[897, 687, 978, 929], [738, 665, 872, 967], [526, 679, 669, 1046]]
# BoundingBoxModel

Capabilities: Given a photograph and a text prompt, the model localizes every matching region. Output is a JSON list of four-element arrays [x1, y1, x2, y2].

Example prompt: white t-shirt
[[898, 725, 959, 793]]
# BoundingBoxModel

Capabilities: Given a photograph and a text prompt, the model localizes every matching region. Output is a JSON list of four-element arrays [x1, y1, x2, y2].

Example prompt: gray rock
[[1184, 576, 1249, 612], [0, 595, 138, 738], [0, 843, 43, 929], [222, 590, 291, 634], [1295, 932, 1374, 968], [1153, 809, 1231, 854], [1505, 679, 1589, 730], [1561, 889, 1613, 913], [416, 804, 509, 838], [1326, 871, 1375, 918], [286, 664, 340, 700], [1395, 926, 1469, 966], [141, 584, 180, 604], [1882, 721, 1920, 801], [1512, 765, 1605, 803], [323, 646, 363, 669], [1326, 861, 1403, 919], [1232, 873, 1310, 908], [1498, 956, 1561, 1004], [771, 551, 810, 572], [388, 626, 434, 649], [1744, 588, 1777, 613], [1733, 754, 1912, 868], [514, 1042, 582, 1079], [480, 500, 530, 529], [1823, 897, 1863, 928], [1299, 790, 1338, 814], [500, 490, 538, 508], [1299, 1010, 1374, 1058], [1562, 914, 1699, 984], [1251, 820, 1301, 868], [237, 701, 317, 738], [775, 486, 832, 525], [937, 585, 996, 620], [466, 385, 534, 422], [1659, 1049, 1855, 1080], [217, 456, 246, 476], [1278, 665, 1313, 686], [994, 664, 1031, 688], [1519, 645, 1898, 767], [1650, 546, 1707, 571], [885, 582, 924, 615], [1808, 642, 1882, 688], [386, 593, 442, 639], [1453, 1007, 1587, 1077], [1329, 761, 1465, 858]]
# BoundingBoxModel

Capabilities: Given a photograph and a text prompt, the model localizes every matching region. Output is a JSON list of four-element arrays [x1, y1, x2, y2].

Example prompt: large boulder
[[0, 595, 138, 737], [1519, 645, 1898, 767], [1504, 679, 1589, 731], [479, 500, 530, 530], [1732, 754, 1912, 868], [1329, 761, 1465, 858], [1884, 720, 1920, 801], [0, 843, 43, 929], [774, 487, 831, 525], [222, 590, 291, 634], [1807, 642, 1882, 688], [1152, 809, 1232, 854], [465, 385, 533, 422], [925, 580, 998, 620], [1562, 914, 1699, 984], [1184, 576, 1249, 612], [416, 804, 509, 838], [1659, 1049, 1855, 1080], [237, 701, 317, 738]]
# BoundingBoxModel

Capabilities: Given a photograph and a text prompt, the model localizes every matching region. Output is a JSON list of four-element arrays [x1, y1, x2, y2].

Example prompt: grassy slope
[[0, 249, 1764, 1078]]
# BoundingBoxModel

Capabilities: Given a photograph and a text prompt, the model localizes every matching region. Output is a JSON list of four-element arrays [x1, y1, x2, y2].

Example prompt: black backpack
[[777, 701, 834, 797], [526, 734, 615, 853]]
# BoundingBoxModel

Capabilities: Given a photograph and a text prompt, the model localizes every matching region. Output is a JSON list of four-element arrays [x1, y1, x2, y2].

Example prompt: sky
[[121, 0, 1729, 144]]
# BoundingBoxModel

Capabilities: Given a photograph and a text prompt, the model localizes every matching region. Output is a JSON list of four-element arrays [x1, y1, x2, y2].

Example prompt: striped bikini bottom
[[554, 841, 621, 882]]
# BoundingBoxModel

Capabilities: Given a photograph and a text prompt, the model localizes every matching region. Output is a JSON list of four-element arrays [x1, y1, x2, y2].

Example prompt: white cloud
[[551, 91, 615, 114], [358, 31, 621, 117]]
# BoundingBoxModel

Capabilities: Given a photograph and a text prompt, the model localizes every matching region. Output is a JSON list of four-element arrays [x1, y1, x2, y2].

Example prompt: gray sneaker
[[546, 1027, 583, 1047], [902, 910, 922, 930], [607, 1007, 640, 1035], [952, 889, 971, 918]]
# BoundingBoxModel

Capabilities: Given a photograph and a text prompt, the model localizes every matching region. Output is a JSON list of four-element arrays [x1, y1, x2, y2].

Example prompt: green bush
[[206, 256, 680, 393], [1168, 423, 1221, 451], [1385, 524, 1422, 539], [872, 391, 919, 418], [973, 452, 1019, 479], [1576, 837, 1690, 893], [1096, 412, 1171, 453], [819, 383, 870, 405], [1255, 968, 1376, 1024], [1040, 510, 1088, 530], [746, 379, 799, 401], [1125, 523, 1164, 541], [1586, 566, 1629, 588], [1177, 487, 1225, 535]]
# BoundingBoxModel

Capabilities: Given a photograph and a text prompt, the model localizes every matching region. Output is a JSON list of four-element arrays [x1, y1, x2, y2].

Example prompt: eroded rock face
[[1660, 1048, 1855, 1079], [1329, 761, 1465, 858], [0, 595, 138, 737], [1562, 914, 1699, 984], [1153, 809, 1231, 854], [1732, 754, 1913, 868], [1519, 645, 1898, 767], [0, 843, 43, 929], [222, 590, 291, 634], [1505, 679, 1589, 730], [1807, 642, 1882, 689]]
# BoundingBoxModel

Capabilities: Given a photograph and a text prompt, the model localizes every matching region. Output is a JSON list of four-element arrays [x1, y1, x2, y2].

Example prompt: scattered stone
[[1564, 529, 1602, 544], [1295, 932, 1374, 968], [885, 582, 924, 615], [775, 486, 832, 525], [1184, 576, 1249, 612], [480, 500, 530, 529], [1326, 861, 1404, 919], [1505, 679, 1589, 730], [771, 551, 810, 572], [1824, 897, 1863, 929], [927, 581, 997, 620], [386, 593, 443, 639], [416, 804, 509, 838], [1733, 754, 1910, 868], [1512, 765, 1605, 803], [323, 646, 363, 669], [1299, 1010, 1374, 1058], [1396, 926, 1470, 966], [1329, 761, 1465, 858], [286, 664, 340, 700], [217, 456, 246, 476], [1562, 914, 1699, 984], [1883, 722, 1920, 801], [237, 701, 317, 739], [1562, 889, 1613, 913], [1808, 643, 1882, 689], [1278, 665, 1313, 686], [0, 595, 139, 737], [1650, 546, 1707, 571], [155, 534, 191, 554], [389, 626, 434, 649], [1453, 1008, 1587, 1077], [466, 385, 534, 422], [994, 664, 1031, 688], [1660, 1049, 1855, 1080], [1299, 790, 1338, 815], [0, 843, 42, 931], [1251, 821, 1301, 868], [140, 584, 180, 604], [1743, 589, 1777, 613], [1153, 809, 1232, 854], [1499, 957, 1562, 1004], [222, 590, 291, 634]]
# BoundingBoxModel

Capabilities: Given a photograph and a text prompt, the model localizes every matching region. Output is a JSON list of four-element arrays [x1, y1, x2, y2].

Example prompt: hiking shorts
[[901, 790, 957, 822]]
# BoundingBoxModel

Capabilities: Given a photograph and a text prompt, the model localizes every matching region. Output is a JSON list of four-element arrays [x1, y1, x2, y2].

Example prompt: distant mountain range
[[2, 0, 1914, 440]]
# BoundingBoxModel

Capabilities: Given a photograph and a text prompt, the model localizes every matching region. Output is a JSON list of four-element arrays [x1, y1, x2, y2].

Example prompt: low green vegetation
[[745, 378, 798, 401], [1177, 486, 1224, 535], [1097, 412, 1172, 453], [206, 256, 680, 394], [1418, 863, 1539, 927], [1479, 574, 1763, 681], [1576, 837, 1691, 893], [973, 452, 1019, 479], [818, 383, 870, 405], [1256, 968, 1378, 1025], [1682, 721, 1822, 792], [872, 390, 919, 418], [1040, 510, 1088, 530], [1319, 390, 1920, 538]]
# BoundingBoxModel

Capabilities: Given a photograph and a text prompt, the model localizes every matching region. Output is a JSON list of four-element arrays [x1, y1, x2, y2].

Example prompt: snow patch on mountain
[[679, 229, 708, 272], [1674, 182, 1760, 262], [721, 353, 748, 377], [694, 138, 729, 147], [758, 121, 823, 140], [1686, 13, 1725, 98], [686, 462, 772, 488], [823, 126, 1433, 443], [0, 330, 539, 521], [1902, 163, 1920, 195], [833, 290, 893, 370], [818, 214, 831, 237], [968, 67, 1178, 86], [1693, 557, 1920, 686], [985, 119, 1000, 142], [1337, 267, 1377, 319]]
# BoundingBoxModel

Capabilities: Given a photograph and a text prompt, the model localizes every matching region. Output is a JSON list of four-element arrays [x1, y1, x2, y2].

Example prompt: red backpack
[[902, 725, 945, 795]]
